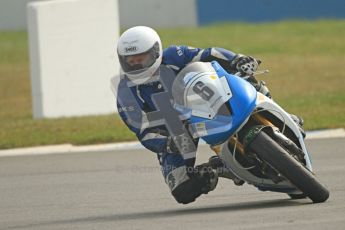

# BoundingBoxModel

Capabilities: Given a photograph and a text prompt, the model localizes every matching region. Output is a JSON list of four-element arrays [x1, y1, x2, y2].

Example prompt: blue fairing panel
[[196, 62, 257, 145], [191, 114, 233, 145]]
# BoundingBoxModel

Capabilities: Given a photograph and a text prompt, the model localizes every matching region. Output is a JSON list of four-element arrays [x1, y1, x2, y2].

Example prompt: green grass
[[1, 20, 345, 149]]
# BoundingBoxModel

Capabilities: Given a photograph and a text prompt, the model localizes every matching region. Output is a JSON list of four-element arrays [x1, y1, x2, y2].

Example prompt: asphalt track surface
[[0, 138, 344, 230]]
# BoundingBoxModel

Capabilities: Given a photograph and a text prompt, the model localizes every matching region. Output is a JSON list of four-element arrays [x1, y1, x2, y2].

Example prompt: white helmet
[[117, 26, 163, 84]]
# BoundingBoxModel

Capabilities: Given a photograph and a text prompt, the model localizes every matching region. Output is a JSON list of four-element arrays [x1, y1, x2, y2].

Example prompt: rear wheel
[[249, 131, 329, 203]]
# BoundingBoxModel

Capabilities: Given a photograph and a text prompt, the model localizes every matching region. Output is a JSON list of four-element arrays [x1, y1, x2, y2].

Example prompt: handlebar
[[234, 69, 270, 78]]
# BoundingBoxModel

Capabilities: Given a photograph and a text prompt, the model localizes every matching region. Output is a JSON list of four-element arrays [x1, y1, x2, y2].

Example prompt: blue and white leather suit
[[117, 46, 237, 203]]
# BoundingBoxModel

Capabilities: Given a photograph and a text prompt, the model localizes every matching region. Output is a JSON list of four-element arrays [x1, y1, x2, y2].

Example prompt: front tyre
[[288, 193, 307, 199], [249, 131, 329, 203]]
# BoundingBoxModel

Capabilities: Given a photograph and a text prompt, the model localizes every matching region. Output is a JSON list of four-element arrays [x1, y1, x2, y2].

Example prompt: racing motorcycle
[[168, 61, 330, 203]]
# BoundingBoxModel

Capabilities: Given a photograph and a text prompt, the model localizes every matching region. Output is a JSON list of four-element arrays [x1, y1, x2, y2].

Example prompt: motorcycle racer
[[115, 26, 301, 204]]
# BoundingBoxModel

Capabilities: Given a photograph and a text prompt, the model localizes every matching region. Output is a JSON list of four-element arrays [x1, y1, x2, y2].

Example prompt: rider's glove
[[166, 134, 199, 154], [231, 54, 260, 75], [165, 120, 199, 154], [166, 136, 180, 153]]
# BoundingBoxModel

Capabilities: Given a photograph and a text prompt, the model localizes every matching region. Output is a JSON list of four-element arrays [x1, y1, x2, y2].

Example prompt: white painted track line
[[0, 128, 344, 157]]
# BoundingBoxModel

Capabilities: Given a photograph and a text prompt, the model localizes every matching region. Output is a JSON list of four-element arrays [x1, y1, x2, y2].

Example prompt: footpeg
[[209, 156, 245, 186]]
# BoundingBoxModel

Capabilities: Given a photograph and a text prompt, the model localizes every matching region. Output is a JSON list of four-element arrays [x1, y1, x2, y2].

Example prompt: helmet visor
[[118, 42, 160, 75]]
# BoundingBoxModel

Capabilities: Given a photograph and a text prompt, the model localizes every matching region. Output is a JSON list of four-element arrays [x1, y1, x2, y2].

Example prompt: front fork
[[213, 112, 309, 172]]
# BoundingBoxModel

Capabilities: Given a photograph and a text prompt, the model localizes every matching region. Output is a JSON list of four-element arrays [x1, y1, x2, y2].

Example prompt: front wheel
[[249, 131, 329, 203], [288, 193, 307, 199]]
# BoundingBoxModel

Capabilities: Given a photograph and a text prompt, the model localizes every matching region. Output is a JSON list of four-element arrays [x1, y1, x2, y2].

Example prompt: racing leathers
[[116, 46, 266, 204]]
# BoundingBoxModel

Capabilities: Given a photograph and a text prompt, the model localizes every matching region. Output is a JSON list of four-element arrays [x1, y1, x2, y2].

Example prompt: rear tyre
[[249, 131, 329, 203]]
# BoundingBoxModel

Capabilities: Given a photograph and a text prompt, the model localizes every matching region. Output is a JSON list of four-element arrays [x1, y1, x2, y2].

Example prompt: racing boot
[[208, 156, 245, 186]]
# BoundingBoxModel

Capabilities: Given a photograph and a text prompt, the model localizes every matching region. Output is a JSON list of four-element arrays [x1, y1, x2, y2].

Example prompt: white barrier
[[0, 0, 197, 30], [118, 0, 197, 28], [27, 0, 119, 118]]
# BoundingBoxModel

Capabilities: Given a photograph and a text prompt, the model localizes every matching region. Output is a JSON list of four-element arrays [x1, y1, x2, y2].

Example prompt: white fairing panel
[[219, 92, 313, 191], [172, 62, 232, 119], [254, 93, 313, 171]]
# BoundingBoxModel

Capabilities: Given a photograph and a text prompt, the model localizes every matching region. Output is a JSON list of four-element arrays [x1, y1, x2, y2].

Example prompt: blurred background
[[0, 0, 344, 149]]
